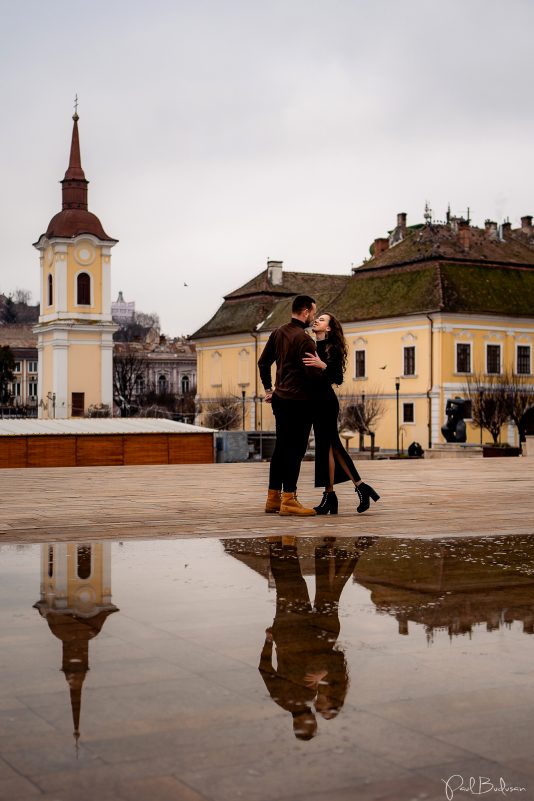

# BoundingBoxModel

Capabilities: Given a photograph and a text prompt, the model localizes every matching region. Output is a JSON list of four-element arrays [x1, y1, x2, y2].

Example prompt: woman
[[302, 312, 380, 515]]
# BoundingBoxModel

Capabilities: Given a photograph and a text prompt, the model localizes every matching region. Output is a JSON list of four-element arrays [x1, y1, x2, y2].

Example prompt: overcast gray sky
[[1, 0, 533, 336]]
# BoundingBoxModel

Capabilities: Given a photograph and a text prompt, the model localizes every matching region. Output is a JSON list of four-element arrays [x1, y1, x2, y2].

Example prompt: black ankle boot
[[355, 483, 380, 513], [314, 491, 338, 515]]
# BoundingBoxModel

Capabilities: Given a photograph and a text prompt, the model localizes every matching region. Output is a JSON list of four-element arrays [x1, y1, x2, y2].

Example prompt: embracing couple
[[258, 295, 380, 517]]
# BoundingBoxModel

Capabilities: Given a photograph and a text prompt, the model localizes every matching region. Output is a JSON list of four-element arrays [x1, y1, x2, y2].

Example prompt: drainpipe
[[251, 331, 259, 431], [426, 313, 434, 449]]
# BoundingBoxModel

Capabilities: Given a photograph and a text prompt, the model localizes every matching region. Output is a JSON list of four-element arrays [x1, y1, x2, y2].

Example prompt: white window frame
[[354, 349, 366, 380], [485, 342, 502, 375], [27, 360, 38, 374], [455, 341, 472, 374], [13, 361, 21, 373], [402, 401, 415, 424], [402, 345, 416, 377], [74, 269, 94, 308], [28, 381, 38, 398], [516, 343, 532, 376], [12, 381, 21, 397]]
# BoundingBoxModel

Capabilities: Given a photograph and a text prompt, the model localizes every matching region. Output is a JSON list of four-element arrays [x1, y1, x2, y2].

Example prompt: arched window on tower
[[158, 374, 167, 394], [181, 375, 190, 394], [77, 272, 91, 305], [48, 545, 54, 578], [47, 274, 53, 307], [77, 545, 92, 579]]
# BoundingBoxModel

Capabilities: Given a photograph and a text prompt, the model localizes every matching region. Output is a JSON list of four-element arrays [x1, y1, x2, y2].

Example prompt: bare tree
[[339, 390, 386, 435], [203, 394, 241, 430], [0, 346, 15, 403], [501, 370, 534, 442], [13, 288, 32, 304], [113, 347, 147, 416], [463, 373, 510, 445]]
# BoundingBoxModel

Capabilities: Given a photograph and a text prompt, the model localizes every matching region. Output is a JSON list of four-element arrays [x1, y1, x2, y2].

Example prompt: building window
[[403, 402, 415, 423], [47, 274, 53, 307], [77, 272, 91, 305], [135, 377, 145, 395], [12, 382, 21, 397], [13, 361, 21, 373], [77, 545, 92, 580], [181, 375, 190, 394], [27, 360, 38, 374], [403, 346, 415, 376], [28, 381, 38, 398], [158, 374, 167, 394], [456, 343, 471, 374], [517, 345, 531, 375], [355, 350, 366, 378], [486, 344, 501, 375], [211, 352, 222, 386]]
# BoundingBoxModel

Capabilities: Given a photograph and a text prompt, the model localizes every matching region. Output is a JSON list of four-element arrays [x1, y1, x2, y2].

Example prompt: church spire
[[61, 110, 89, 211]]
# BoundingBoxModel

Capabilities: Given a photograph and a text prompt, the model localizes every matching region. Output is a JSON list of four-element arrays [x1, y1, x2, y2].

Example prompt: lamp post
[[395, 378, 400, 456], [479, 388, 484, 446], [241, 389, 246, 430]]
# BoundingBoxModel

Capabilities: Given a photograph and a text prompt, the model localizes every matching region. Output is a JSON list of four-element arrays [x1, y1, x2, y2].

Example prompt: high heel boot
[[355, 483, 380, 514], [314, 491, 338, 515]]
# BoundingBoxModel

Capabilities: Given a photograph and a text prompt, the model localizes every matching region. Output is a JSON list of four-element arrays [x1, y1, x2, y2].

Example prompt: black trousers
[[269, 394, 313, 493]]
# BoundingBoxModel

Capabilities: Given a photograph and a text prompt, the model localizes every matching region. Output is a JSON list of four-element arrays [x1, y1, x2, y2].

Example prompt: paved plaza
[[1, 457, 532, 542]]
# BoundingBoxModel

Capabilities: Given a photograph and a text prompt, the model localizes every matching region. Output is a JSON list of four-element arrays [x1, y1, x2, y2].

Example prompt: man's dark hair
[[291, 295, 316, 314]]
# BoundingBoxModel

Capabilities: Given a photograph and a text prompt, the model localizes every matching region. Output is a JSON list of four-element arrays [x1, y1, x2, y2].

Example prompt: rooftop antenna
[[424, 200, 433, 224], [446, 203, 451, 224], [466, 206, 471, 223]]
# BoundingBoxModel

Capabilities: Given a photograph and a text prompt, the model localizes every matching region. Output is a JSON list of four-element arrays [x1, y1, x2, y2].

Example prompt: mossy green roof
[[191, 260, 534, 340]]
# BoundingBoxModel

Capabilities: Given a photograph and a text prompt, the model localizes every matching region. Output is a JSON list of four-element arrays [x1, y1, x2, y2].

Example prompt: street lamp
[[241, 389, 246, 430], [479, 388, 484, 446], [395, 378, 400, 456]]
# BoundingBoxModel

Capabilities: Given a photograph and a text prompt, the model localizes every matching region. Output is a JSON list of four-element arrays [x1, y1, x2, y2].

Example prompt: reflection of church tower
[[33, 109, 118, 418], [33, 543, 118, 746]]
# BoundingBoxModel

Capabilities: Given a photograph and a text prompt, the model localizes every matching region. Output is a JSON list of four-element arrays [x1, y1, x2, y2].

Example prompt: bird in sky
[[379, 365, 387, 369], [184, 282, 188, 287]]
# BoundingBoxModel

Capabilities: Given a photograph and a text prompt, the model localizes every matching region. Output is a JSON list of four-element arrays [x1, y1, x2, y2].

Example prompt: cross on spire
[[73, 93, 79, 121]]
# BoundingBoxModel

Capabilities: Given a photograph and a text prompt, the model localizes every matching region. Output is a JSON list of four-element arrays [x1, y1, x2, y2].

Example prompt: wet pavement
[[1, 534, 534, 801]]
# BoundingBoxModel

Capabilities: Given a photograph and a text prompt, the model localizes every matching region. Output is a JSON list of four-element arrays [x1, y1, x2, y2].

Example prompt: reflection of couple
[[258, 295, 380, 516], [258, 537, 375, 739]]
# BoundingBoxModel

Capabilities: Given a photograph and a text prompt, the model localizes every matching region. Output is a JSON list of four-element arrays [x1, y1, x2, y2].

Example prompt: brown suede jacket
[[258, 319, 324, 401]]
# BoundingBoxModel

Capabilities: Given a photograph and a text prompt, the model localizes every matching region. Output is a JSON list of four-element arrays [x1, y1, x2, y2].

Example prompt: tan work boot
[[265, 489, 282, 513], [279, 492, 317, 516]]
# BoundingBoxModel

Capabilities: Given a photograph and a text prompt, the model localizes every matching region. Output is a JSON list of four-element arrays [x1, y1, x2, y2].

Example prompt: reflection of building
[[224, 535, 534, 642], [354, 536, 534, 640], [33, 543, 118, 745]]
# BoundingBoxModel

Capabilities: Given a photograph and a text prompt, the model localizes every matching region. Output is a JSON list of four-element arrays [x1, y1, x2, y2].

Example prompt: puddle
[[1, 535, 534, 801]]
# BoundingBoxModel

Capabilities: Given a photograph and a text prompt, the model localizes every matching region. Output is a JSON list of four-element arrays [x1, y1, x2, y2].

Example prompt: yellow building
[[192, 213, 534, 450], [33, 112, 118, 418]]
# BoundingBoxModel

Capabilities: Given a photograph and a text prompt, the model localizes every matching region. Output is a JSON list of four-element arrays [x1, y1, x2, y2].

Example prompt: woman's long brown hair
[[322, 312, 348, 379]]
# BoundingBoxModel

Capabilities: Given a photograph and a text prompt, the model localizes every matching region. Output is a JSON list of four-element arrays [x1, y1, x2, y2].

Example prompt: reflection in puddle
[[33, 543, 118, 747], [1, 534, 534, 800]]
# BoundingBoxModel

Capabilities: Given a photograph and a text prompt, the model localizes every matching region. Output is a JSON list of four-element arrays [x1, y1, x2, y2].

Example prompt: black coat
[[313, 340, 360, 488]]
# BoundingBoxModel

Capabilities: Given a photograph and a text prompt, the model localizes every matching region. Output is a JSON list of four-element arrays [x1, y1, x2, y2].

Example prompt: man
[[258, 295, 323, 515]]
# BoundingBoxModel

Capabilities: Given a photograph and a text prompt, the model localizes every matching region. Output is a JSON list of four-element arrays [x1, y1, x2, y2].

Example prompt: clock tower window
[[77, 272, 91, 305]]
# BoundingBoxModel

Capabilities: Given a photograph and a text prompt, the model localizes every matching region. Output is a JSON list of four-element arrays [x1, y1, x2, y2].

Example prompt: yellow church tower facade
[[33, 111, 118, 418]]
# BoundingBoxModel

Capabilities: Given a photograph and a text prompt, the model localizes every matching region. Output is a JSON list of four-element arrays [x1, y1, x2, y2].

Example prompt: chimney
[[397, 212, 407, 230], [267, 260, 283, 286], [485, 220, 498, 240], [502, 221, 512, 239], [521, 215, 533, 231], [457, 219, 470, 249], [373, 238, 389, 257]]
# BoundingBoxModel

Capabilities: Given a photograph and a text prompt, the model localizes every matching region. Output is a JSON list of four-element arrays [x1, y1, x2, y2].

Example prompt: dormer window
[[77, 272, 91, 305]]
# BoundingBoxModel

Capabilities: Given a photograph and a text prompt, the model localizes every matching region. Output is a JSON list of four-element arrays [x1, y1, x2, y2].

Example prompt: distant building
[[192, 212, 534, 449], [111, 291, 135, 324], [0, 325, 38, 410]]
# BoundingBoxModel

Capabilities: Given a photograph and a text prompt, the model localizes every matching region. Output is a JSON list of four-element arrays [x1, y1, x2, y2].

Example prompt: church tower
[[33, 109, 118, 418]]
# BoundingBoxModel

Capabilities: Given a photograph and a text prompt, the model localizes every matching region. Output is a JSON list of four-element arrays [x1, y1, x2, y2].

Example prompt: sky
[[1, 0, 533, 337]]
